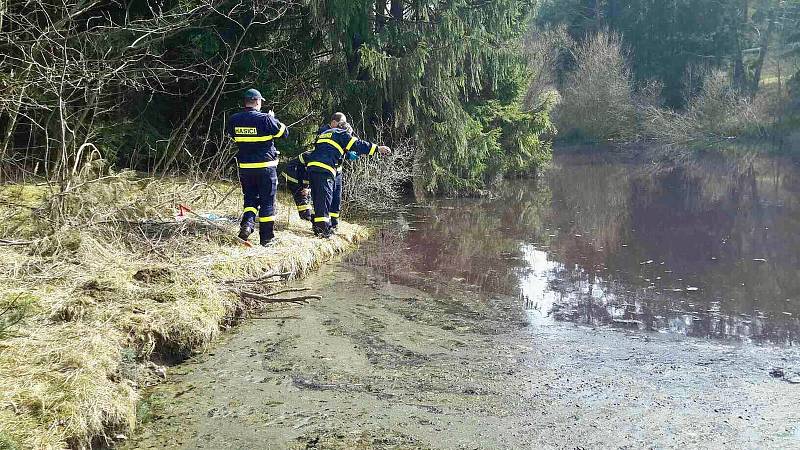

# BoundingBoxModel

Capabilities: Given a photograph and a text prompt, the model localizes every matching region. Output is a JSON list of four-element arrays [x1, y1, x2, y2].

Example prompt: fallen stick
[[211, 185, 239, 210], [223, 271, 292, 285], [240, 290, 321, 304], [262, 287, 310, 296], [249, 315, 302, 320], [0, 239, 35, 246], [246, 271, 292, 283]]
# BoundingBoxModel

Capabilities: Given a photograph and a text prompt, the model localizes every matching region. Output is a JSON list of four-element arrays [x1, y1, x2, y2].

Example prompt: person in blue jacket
[[226, 89, 289, 246], [306, 112, 390, 238], [280, 150, 313, 221]]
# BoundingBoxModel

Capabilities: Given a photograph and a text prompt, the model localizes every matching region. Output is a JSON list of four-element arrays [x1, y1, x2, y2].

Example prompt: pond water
[[367, 152, 800, 345]]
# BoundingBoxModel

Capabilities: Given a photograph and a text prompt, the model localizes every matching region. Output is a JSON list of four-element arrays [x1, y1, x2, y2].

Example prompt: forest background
[[2, 0, 799, 196]]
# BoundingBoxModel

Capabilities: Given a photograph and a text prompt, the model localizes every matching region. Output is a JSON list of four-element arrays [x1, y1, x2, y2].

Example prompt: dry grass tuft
[[0, 174, 367, 449]]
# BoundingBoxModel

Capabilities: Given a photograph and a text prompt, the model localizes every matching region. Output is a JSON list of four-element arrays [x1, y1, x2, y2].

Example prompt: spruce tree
[[311, 0, 554, 195]]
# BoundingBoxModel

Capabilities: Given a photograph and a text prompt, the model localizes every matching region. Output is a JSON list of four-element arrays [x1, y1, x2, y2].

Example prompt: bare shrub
[[642, 70, 787, 146], [556, 30, 637, 141], [523, 25, 574, 109], [341, 123, 414, 215]]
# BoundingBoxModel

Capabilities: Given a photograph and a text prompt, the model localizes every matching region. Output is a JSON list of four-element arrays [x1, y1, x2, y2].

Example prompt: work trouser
[[239, 165, 277, 243], [283, 176, 313, 221], [330, 172, 342, 228], [308, 169, 334, 235]]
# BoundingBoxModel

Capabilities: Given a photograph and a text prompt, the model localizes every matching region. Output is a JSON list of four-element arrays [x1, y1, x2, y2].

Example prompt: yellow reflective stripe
[[307, 161, 337, 176], [274, 122, 286, 138], [329, 212, 340, 218], [345, 137, 357, 151], [369, 144, 377, 156], [296, 204, 312, 211], [243, 207, 258, 215], [314, 216, 330, 223], [316, 138, 345, 155], [258, 216, 275, 222], [299, 154, 306, 164], [239, 160, 278, 169], [282, 172, 299, 183], [303, 180, 310, 185], [235, 136, 274, 143]]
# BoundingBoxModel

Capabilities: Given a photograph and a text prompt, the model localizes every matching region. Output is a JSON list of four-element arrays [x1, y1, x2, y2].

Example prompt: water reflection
[[357, 152, 800, 345]]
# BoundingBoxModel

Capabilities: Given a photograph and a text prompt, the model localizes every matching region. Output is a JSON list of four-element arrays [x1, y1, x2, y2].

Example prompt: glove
[[346, 151, 358, 161]]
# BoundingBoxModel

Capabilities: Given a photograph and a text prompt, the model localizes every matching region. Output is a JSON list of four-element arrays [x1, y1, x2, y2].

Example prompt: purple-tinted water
[[366, 152, 800, 345]]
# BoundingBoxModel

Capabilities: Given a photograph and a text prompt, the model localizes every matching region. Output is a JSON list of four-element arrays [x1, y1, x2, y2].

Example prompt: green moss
[[0, 432, 20, 450], [135, 392, 170, 425], [0, 292, 39, 338], [0, 185, 46, 239]]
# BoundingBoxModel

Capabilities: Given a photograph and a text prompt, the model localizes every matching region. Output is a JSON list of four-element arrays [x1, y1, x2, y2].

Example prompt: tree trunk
[[751, 3, 776, 96], [732, 0, 749, 93], [375, 0, 386, 31], [390, 0, 402, 20], [0, 83, 28, 165]]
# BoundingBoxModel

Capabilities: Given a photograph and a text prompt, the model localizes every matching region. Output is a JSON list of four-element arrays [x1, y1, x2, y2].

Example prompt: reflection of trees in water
[[355, 152, 800, 343], [389, 179, 554, 295], [545, 156, 634, 253], [347, 226, 420, 279], [544, 153, 800, 344], [360, 180, 550, 294], [545, 261, 800, 343]]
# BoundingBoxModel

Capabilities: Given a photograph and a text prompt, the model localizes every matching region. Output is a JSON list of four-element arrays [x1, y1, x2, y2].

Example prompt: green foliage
[[471, 99, 555, 179], [317, 0, 554, 195], [2, 0, 552, 192]]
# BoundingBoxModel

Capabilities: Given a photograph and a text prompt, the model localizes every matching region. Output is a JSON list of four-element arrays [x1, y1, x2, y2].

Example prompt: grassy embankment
[[0, 174, 367, 449]]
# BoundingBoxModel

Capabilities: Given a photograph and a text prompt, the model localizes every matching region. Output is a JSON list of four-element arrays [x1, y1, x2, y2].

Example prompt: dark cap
[[243, 88, 263, 100]]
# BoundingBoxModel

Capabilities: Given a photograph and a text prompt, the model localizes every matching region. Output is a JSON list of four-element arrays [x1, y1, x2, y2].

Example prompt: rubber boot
[[259, 221, 275, 246], [330, 217, 338, 232], [238, 218, 255, 241], [299, 210, 313, 222], [312, 222, 330, 239]]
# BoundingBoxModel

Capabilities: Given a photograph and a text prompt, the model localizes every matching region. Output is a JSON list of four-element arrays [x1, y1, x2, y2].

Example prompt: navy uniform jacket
[[226, 108, 288, 166], [306, 127, 377, 177], [282, 151, 311, 185]]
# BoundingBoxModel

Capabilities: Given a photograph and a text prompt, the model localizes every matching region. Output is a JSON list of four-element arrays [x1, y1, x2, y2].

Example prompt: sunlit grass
[[0, 175, 367, 448]]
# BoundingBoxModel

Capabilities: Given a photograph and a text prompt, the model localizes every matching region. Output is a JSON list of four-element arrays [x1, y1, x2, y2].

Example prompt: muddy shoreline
[[124, 152, 800, 448], [125, 257, 800, 449]]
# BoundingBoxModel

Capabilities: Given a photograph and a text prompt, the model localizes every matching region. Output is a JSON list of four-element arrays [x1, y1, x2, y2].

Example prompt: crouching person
[[306, 112, 390, 238], [281, 151, 313, 221]]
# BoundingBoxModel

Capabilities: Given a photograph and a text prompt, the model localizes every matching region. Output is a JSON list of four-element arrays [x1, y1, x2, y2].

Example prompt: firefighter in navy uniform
[[314, 122, 357, 232], [280, 151, 313, 221], [226, 88, 288, 246], [306, 112, 390, 238]]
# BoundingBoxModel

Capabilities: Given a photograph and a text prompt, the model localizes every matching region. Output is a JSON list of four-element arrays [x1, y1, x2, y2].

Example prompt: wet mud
[[126, 261, 800, 449]]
